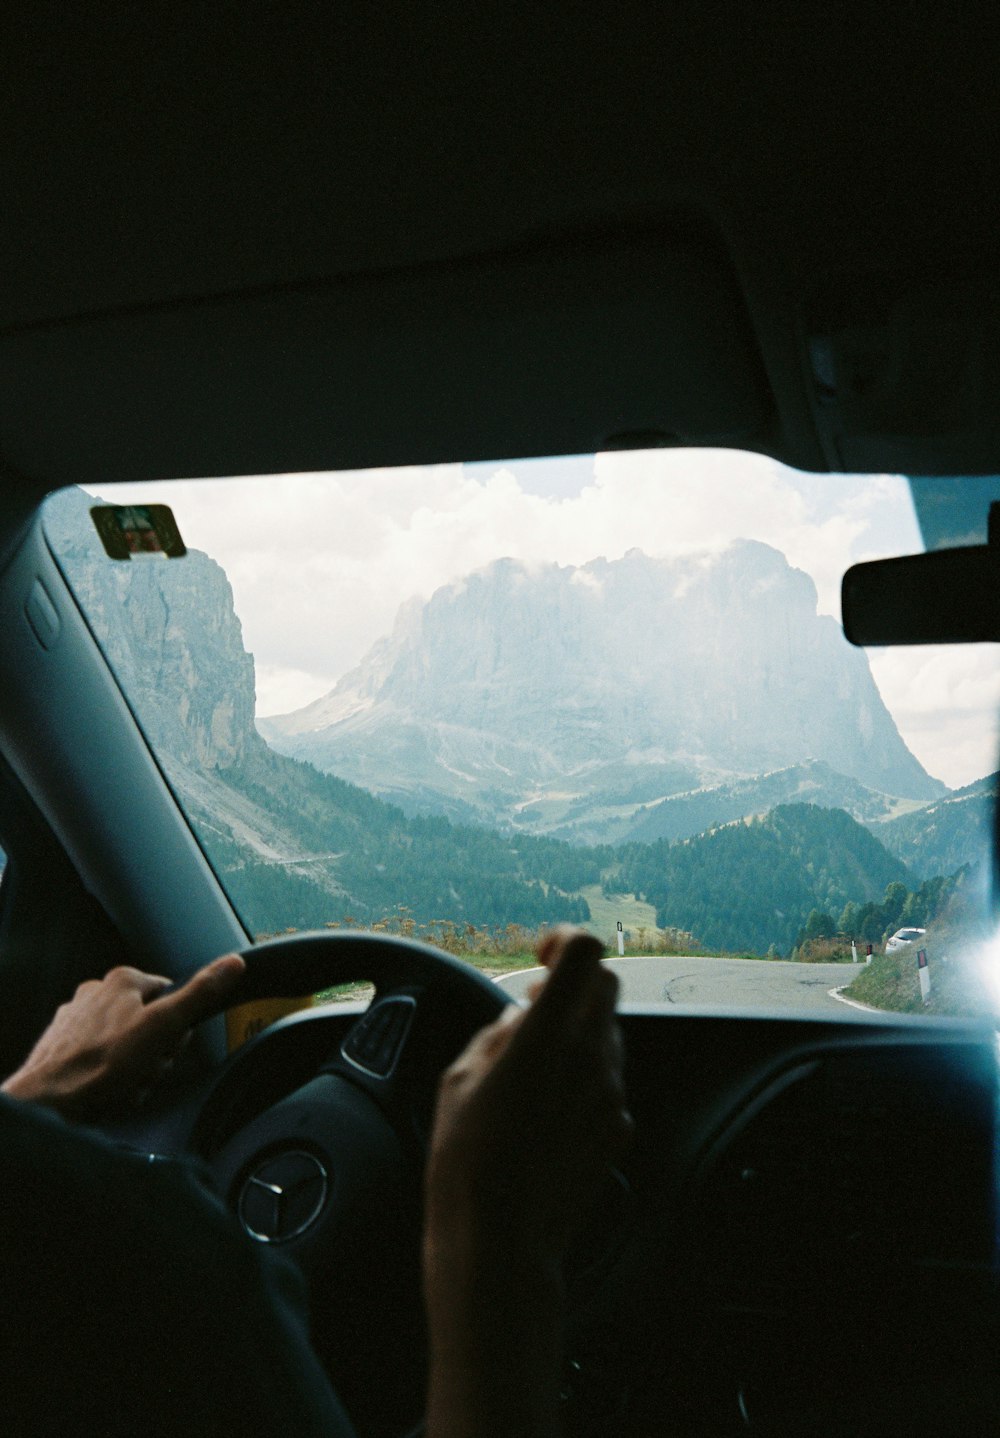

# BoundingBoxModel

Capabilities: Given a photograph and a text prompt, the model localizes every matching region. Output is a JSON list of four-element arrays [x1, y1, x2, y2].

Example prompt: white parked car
[[885, 927, 927, 954]]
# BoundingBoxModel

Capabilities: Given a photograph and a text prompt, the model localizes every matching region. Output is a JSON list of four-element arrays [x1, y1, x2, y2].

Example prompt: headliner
[[2, 6, 999, 489]]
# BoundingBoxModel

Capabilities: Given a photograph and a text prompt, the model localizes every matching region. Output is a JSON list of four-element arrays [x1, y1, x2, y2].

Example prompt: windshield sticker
[[90, 504, 187, 560]]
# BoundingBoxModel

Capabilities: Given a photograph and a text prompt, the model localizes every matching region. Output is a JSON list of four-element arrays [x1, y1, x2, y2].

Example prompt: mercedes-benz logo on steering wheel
[[238, 1150, 329, 1243]]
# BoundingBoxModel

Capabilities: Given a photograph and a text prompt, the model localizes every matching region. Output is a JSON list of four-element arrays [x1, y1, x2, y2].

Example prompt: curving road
[[497, 954, 878, 1018]]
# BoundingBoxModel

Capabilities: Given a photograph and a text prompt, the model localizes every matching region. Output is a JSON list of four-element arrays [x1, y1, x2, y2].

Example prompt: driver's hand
[[425, 925, 632, 1265], [1, 954, 246, 1119], [423, 927, 632, 1438]]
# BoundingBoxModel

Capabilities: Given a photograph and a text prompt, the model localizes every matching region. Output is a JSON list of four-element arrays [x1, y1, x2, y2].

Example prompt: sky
[[90, 450, 1000, 790]]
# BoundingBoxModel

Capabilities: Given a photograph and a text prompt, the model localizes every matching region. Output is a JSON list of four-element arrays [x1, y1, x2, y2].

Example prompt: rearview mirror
[[842, 505, 1000, 646]]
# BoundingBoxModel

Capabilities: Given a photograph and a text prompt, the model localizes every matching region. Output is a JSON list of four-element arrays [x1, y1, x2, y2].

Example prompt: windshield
[[43, 452, 1000, 1020]]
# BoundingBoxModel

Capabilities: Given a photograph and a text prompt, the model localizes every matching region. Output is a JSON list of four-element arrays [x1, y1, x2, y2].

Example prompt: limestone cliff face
[[261, 542, 944, 826], [45, 488, 257, 770], [44, 488, 943, 840]]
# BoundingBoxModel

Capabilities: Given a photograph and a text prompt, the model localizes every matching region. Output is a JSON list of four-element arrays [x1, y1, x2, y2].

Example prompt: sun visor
[[806, 271, 1000, 476], [0, 227, 772, 484]]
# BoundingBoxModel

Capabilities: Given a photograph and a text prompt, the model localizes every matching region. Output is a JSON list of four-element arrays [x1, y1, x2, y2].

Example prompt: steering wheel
[[189, 931, 510, 1438]]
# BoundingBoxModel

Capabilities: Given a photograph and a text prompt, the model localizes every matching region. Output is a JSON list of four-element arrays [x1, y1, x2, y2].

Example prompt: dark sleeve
[[0, 1096, 356, 1437]]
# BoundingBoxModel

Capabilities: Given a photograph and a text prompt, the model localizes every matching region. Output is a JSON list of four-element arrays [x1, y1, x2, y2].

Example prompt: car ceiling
[[1, 5, 1000, 495]]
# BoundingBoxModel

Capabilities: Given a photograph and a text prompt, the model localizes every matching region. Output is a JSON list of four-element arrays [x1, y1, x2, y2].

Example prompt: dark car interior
[[2, 8, 1000, 1436]]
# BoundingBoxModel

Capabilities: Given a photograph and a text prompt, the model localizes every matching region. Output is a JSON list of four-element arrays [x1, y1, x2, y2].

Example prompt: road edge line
[[828, 985, 882, 1014]]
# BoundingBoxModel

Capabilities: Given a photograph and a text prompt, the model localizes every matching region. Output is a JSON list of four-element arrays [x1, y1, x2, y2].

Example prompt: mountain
[[43, 489, 597, 936], [43, 492, 964, 957], [870, 773, 997, 880], [260, 544, 945, 832], [616, 803, 912, 954], [45, 495, 257, 774], [556, 759, 912, 846]]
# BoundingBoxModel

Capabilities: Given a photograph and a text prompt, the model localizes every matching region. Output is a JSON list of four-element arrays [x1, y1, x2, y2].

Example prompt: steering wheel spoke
[[188, 930, 511, 1438], [339, 992, 417, 1080]]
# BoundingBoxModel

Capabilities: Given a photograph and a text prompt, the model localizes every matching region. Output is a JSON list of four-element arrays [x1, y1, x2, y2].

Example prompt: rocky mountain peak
[[260, 544, 944, 830]]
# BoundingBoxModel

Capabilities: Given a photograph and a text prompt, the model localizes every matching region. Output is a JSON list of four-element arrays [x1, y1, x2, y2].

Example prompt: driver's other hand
[[425, 926, 632, 1266], [1, 953, 246, 1120]]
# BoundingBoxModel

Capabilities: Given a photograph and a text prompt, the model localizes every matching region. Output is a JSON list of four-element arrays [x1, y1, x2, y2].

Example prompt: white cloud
[[93, 452, 994, 787], [571, 568, 604, 594], [253, 663, 339, 717], [868, 646, 1000, 787]]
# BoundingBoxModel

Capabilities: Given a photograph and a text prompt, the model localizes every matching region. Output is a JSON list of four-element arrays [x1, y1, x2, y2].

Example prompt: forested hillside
[[833, 869, 970, 948], [870, 773, 996, 879], [182, 744, 599, 936], [616, 804, 911, 953]]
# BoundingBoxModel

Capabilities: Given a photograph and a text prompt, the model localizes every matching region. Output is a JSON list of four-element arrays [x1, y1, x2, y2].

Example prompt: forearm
[[422, 929, 628, 1438], [424, 1232, 566, 1438]]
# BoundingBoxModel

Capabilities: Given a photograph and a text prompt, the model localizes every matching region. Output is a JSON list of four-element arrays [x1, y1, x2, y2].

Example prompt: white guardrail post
[[617, 920, 625, 957], [917, 947, 931, 1003]]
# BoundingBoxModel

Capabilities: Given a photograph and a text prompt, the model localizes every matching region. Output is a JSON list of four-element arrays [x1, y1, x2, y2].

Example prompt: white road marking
[[828, 985, 882, 1014]]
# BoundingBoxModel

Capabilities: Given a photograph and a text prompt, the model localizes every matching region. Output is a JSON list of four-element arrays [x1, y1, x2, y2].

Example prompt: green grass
[[579, 884, 660, 945], [313, 981, 376, 1004], [842, 949, 985, 1016]]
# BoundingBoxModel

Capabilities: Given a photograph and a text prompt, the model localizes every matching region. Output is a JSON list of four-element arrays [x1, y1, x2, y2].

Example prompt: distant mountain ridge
[[261, 544, 944, 833], [44, 491, 986, 955], [577, 759, 916, 847], [871, 772, 997, 880]]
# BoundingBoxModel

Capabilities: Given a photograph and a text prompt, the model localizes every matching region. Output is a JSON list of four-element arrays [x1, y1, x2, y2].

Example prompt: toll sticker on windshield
[[90, 504, 187, 560]]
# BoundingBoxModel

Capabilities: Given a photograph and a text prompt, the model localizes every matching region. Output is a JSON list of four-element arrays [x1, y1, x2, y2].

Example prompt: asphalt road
[[497, 954, 877, 1018]]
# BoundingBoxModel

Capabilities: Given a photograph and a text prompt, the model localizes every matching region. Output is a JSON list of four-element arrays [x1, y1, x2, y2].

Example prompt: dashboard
[[568, 1011, 1000, 1436], [116, 1002, 1000, 1437]]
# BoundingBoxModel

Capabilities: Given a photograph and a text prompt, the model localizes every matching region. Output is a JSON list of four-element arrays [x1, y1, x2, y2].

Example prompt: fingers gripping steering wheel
[[191, 931, 511, 1437]]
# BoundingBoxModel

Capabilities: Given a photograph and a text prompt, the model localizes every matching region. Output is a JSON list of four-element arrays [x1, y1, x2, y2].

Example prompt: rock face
[[261, 543, 945, 829], [45, 487, 257, 771], [41, 489, 605, 936]]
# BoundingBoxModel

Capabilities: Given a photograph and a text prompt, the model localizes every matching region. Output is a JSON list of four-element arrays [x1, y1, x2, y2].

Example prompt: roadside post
[[617, 920, 625, 957], [917, 948, 931, 1003], [851, 940, 859, 964], [866, 942, 873, 964]]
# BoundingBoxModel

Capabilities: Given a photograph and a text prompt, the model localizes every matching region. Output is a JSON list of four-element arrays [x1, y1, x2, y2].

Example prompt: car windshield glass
[[43, 452, 1000, 1020]]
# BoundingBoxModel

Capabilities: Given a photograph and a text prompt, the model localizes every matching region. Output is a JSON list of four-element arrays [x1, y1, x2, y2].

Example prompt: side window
[[0, 757, 128, 1073]]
